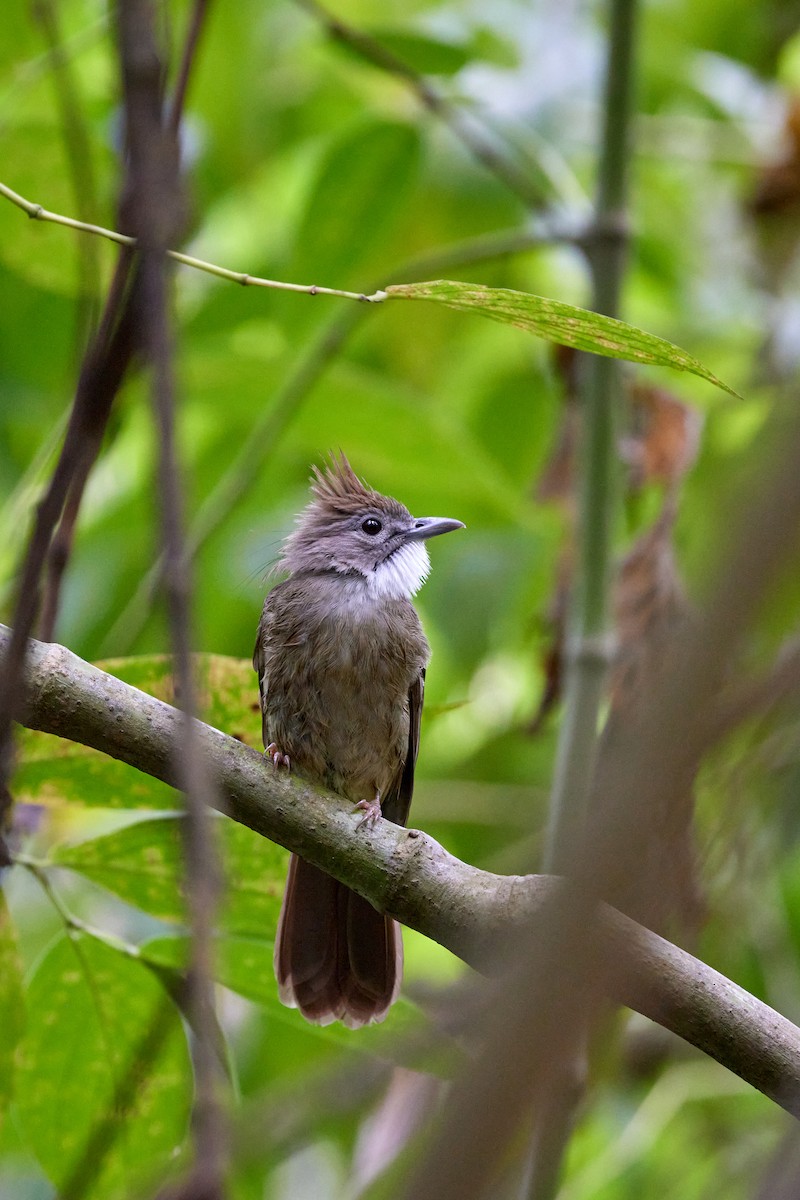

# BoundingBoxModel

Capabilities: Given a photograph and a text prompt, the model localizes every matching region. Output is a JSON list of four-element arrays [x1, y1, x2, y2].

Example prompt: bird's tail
[[274, 853, 403, 1028]]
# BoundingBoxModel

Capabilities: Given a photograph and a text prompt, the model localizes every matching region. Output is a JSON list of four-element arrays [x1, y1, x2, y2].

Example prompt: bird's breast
[[259, 583, 429, 801]]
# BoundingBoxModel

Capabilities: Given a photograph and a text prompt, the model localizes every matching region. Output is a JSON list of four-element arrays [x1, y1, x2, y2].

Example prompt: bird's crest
[[277, 453, 410, 574], [310, 453, 374, 508], [309, 453, 403, 518]]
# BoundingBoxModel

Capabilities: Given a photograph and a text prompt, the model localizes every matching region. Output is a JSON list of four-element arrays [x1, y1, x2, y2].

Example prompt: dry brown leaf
[[749, 94, 800, 218], [531, 350, 701, 729], [622, 382, 703, 490]]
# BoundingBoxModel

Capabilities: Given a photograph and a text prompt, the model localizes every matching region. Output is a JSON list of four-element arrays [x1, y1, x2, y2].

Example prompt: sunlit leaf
[[14, 654, 261, 810], [0, 892, 24, 1131], [13, 753, 176, 811], [142, 932, 276, 1003], [14, 933, 191, 1200], [386, 280, 741, 396], [51, 814, 286, 935], [468, 27, 520, 68], [93, 653, 262, 748], [140, 934, 458, 1072]]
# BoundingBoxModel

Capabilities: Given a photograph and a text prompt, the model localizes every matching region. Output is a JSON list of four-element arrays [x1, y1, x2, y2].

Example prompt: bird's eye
[[361, 518, 382, 535]]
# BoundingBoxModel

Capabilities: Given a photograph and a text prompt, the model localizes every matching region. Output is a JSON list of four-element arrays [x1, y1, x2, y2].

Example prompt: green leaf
[[363, 31, 471, 75], [291, 121, 421, 285], [385, 280, 741, 397], [779, 844, 800, 966], [140, 935, 457, 1071], [13, 753, 177, 811], [51, 814, 287, 936], [0, 891, 24, 1131], [14, 933, 191, 1200], [467, 27, 520, 68], [142, 933, 276, 1004], [14, 653, 262, 811], [99, 654, 262, 747]]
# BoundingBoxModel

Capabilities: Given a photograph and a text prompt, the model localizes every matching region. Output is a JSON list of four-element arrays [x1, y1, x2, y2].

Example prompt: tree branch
[[5, 622, 800, 1121]]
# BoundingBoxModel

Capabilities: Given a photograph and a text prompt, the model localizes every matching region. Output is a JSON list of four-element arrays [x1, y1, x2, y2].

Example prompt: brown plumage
[[254, 455, 463, 1027]]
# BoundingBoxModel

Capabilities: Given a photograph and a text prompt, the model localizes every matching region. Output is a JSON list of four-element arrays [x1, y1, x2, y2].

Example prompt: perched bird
[[254, 455, 464, 1027]]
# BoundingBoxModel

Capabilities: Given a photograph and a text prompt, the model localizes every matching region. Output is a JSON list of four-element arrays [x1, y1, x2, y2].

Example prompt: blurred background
[[4, 0, 800, 1196]]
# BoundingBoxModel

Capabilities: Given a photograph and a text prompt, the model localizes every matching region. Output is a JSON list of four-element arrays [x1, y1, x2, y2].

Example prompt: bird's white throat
[[366, 540, 430, 601]]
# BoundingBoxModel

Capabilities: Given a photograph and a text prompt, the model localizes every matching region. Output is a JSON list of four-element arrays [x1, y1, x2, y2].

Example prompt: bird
[[253, 454, 464, 1027]]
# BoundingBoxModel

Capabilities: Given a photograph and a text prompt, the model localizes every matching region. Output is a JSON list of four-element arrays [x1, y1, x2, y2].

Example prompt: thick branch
[[5, 622, 800, 1120]]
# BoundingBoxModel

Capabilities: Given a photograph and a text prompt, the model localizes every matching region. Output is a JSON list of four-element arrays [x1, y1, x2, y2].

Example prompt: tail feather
[[274, 854, 402, 1028]]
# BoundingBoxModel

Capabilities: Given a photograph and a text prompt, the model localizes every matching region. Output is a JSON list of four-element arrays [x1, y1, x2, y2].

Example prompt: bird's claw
[[266, 743, 291, 771], [354, 797, 382, 829]]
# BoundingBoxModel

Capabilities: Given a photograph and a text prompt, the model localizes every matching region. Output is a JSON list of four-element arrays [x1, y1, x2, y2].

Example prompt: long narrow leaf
[[386, 280, 739, 397]]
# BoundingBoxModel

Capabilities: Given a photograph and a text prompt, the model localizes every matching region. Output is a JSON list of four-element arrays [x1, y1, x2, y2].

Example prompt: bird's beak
[[406, 516, 466, 541]]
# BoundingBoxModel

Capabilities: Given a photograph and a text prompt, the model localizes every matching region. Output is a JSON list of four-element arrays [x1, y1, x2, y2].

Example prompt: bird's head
[[280, 454, 464, 600]]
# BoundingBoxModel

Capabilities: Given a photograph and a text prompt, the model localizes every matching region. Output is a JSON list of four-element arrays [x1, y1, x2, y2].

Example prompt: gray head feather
[[279, 454, 464, 599]]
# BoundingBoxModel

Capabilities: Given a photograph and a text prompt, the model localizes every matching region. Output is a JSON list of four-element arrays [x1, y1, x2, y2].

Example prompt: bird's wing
[[253, 592, 276, 749], [381, 667, 425, 827]]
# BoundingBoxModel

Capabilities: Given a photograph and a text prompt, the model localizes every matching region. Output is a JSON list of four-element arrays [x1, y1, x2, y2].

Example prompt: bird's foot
[[354, 794, 382, 829], [265, 743, 291, 771]]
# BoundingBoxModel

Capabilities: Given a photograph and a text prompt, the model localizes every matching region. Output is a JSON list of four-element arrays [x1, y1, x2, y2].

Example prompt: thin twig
[[0, 240, 135, 853], [706, 638, 800, 742], [35, 249, 137, 657], [167, 0, 211, 134], [36, 257, 138, 644], [0, 182, 386, 302], [293, 0, 576, 211], [0, 181, 584, 316], [115, 4, 226, 1198], [37, 0, 218, 644]]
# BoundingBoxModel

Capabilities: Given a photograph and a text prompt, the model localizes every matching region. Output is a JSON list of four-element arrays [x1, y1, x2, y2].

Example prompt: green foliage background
[[3, 0, 800, 1196]]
